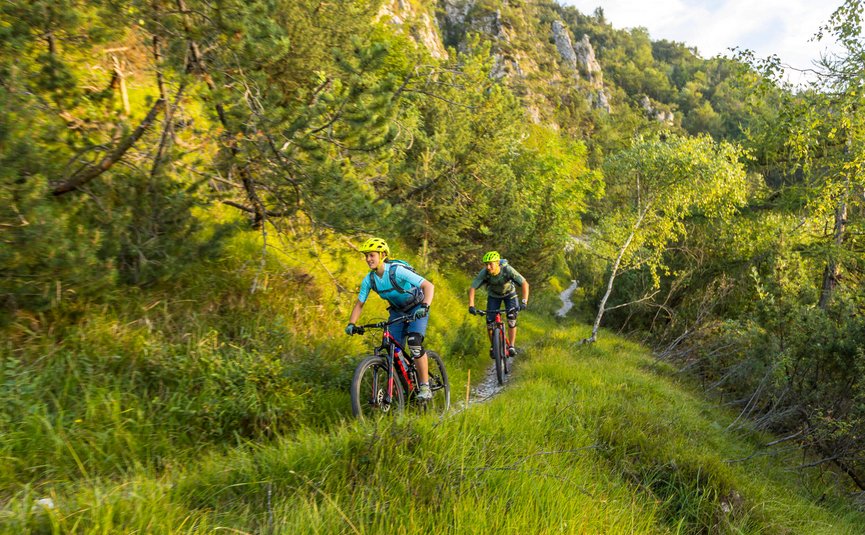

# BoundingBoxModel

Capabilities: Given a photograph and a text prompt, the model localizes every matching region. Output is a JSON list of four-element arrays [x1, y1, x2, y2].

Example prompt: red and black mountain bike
[[472, 308, 515, 385], [349, 314, 450, 420]]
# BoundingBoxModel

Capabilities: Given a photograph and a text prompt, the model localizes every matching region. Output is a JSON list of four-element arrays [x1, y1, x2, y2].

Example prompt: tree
[[380, 41, 599, 280], [582, 133, 747, 343]]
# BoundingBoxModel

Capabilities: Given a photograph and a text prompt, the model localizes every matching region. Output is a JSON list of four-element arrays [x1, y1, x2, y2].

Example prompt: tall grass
[[2, 227, 864, 533]]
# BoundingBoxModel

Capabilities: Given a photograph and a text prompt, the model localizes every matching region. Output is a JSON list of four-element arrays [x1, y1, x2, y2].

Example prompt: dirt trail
[[556, 280, 578, 317]]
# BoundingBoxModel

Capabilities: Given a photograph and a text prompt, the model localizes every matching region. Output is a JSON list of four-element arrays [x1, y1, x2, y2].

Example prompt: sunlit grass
[[2, 228, 864, 533]]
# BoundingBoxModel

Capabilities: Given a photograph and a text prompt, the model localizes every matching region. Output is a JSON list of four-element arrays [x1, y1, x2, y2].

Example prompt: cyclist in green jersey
[[345, 237, 436, 400], [467, 251, 529, 356]]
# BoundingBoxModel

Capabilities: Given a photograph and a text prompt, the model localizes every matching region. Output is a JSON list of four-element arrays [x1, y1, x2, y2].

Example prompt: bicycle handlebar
[[352, 314, 414, 335], [472, 308, 516, 316]]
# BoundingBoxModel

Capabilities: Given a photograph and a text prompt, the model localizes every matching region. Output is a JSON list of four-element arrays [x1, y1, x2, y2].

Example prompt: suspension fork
[[384, 343, 396, 405]]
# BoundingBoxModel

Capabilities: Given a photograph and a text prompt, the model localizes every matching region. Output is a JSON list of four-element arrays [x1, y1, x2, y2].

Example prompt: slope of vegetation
[[3, 244, 864, 532], [3, 0, 865, 531]]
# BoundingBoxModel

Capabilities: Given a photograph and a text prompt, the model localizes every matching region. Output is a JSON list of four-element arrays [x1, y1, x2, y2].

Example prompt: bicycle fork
[[375, 346, 413, 406], [383, 347, 395, 405]]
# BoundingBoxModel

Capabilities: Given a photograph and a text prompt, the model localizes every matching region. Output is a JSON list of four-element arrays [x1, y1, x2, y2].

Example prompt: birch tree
[[583, 133, 747, 343]]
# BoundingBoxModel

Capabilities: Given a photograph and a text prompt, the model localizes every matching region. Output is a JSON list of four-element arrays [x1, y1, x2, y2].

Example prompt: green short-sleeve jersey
[[471, 263, 525, 298]]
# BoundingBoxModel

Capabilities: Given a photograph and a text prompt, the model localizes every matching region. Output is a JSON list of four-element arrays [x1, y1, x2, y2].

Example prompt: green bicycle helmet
[[359, 237, 390, 257], [482, 251, 500, 263]]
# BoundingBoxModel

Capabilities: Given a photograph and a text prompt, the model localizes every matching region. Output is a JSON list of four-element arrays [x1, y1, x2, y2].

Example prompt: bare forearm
[[348, 300, 364, 324]]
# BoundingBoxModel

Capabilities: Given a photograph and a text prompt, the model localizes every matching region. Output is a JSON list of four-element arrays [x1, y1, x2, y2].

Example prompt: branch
[[52, 98, 165, 195], [222, 200, 292, 218], [604, 289, 660, 311], [582, 203, 652, 344], [150, 82, 186, 180]]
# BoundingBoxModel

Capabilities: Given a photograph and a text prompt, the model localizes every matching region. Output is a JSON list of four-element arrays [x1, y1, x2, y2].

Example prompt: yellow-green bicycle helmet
[[359, 237, 390, 257], [482, 251, 500, 263]]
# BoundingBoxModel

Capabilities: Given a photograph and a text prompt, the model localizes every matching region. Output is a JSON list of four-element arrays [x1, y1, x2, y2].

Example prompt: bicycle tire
[[420, 350, 450, 416], [492, 328, 505, 386], [504, 341, 511, 375], [350, 355, 405, 420]]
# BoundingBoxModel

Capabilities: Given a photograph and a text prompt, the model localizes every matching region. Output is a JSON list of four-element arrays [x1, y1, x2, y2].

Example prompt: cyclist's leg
[[405, 309, 430, 383], [503, 294, 519, 349], [485, 295, 502, 326], [388, 308, 407, 349]]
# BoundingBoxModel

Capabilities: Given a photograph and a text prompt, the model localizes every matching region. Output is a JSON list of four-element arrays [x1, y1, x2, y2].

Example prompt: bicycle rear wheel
[[492, 329, 505, 385], [351, 355, 405, 420], [418, 350, 450, 416]]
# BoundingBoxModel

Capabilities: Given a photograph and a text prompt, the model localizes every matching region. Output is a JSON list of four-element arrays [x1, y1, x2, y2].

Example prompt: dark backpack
[[367, 260, 426, 311]]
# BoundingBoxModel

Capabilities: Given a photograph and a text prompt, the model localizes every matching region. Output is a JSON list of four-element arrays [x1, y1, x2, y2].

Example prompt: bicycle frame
[[476, 308, 511, 346], [379, 329, 416, 403], [474, 307, 515, 385]]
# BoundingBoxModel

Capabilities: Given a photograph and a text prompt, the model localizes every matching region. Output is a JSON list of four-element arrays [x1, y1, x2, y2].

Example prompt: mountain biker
[[345, 237, 436, 400], [467, 251, 529, 357]]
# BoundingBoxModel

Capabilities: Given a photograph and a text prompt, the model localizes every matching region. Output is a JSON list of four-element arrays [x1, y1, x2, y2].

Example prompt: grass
[[2, 227, 864, 533]]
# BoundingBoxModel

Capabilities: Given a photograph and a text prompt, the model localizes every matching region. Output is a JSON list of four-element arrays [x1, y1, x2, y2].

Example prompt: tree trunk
[[176, 0, 264, 226], [818, 199, 847, 309], [583, 203, 651, 344]]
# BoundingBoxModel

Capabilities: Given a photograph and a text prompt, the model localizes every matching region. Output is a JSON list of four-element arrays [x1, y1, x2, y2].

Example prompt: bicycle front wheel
[[492, 329, 505, 386], [351, 355, 405, 420]]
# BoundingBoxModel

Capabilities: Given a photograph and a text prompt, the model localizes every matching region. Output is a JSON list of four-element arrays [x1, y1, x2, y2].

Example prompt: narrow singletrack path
[[556, 280, 578, 318]]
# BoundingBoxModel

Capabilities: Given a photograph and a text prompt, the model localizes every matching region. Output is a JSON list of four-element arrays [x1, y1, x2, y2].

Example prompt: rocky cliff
[[379, 0, 614, 127]]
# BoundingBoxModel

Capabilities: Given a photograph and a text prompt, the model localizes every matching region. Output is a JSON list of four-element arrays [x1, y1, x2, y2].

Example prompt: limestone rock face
[[378, 0, 448, 59], [574, 34, 603, 88], [491, 52, 523, 79], [552, 20, 577, 69], [473, 8, 504, 38], [552, 20, 610, 112], [442, 0, 474, 29], [416, 13, 448, 59], [640, 95, 674, 124], [381, 3, 616, 120], [594, 89, 611, 113]]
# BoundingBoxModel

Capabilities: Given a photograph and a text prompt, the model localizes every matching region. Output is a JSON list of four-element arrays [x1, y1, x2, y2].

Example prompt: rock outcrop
[[381, 3, 615, 120], [640, 95, 674, 124], [551, 20, 611, 112], [442, 0, 474, 29], [552, 20, 578, 69], [378, 0, 448, 59], [574, 34, 603, 88]]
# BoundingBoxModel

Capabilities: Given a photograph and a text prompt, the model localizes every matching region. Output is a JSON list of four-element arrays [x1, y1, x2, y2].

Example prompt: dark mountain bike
[[349, 315, 450, 420], [472, 308, 515, 385]]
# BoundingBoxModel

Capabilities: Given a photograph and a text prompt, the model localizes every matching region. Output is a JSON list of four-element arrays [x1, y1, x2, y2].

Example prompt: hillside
[[2, 228, 864, 533], [3, 0, 865, 531]]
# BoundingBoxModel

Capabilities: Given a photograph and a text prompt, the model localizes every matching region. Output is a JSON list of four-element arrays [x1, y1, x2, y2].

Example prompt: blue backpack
[[367, 260, 425, 311]]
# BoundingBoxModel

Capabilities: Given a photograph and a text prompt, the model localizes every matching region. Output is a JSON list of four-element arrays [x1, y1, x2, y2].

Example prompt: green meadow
[[2, 231, 863, 534]]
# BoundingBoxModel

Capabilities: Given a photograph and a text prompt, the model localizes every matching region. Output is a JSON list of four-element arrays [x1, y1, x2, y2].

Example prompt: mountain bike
[[471, 308, 515, 386], [349, 314, 450, 420]]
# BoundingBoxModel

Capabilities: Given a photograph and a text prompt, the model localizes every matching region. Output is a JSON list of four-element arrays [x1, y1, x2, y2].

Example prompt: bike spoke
[[352, 356, 404, 420]]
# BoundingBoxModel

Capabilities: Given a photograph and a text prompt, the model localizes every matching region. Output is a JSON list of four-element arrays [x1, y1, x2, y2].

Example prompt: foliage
[[604, 0, 865, 491], [373, 39, 600, 281], [581, 133, 747, 297], [4, 0, 865, 512]]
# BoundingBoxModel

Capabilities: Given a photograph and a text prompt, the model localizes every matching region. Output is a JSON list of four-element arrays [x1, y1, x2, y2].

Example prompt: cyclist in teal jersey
[[468, 251, 529, 356], [345, 237, 436, 400]]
